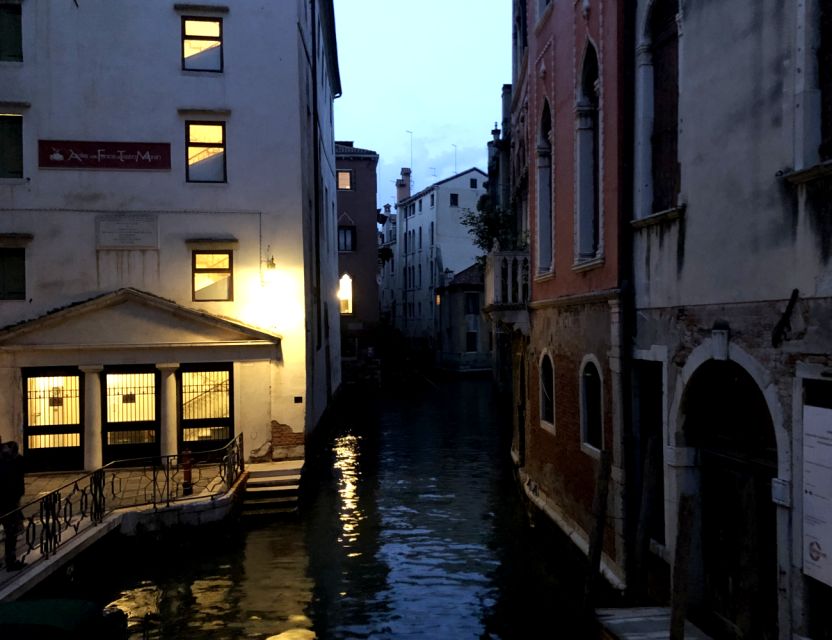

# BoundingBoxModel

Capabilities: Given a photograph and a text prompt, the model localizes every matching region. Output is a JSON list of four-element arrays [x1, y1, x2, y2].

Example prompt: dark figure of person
[[0, 441, 25, 571]]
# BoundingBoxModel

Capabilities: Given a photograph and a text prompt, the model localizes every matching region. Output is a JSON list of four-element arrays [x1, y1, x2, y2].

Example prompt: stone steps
[[241, 459, 303, 517]]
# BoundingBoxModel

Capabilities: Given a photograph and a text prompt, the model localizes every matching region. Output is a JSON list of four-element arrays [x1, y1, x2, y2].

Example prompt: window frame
[[579, 356, 604, 456], [450, 193, 459, 207], [0, 4, 22, 63], [337, 169, 354, 191], [0, 114, 23, 179], [0, 246, 25, 300], [185, 120, 227, 183], [539, 353, 555, 433], [192, 249, 233, 302], [181, 15, 224, 73], [338, 273, 353, 314], [338, 225, 356, 252]]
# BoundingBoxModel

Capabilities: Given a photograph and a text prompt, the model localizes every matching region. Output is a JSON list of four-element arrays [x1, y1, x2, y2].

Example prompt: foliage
[[378, 245, 394, 264], [460, 194, 521, 256]]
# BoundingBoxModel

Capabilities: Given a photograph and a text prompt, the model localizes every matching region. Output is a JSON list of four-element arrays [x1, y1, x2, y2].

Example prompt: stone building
[[0, 0, 341, 470], [436, 264, 491, 373], [335, 141, 379, 360], [629, 1, 832, 637]]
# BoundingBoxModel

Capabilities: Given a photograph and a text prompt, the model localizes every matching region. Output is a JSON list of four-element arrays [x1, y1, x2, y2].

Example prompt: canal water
[[35, 376, 601, 639]]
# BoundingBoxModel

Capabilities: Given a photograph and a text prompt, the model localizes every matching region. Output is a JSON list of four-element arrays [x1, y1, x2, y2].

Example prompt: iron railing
[[0, 434, 244, 568]]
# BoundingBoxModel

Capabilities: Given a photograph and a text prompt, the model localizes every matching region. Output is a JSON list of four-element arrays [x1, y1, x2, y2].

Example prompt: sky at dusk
[[333, 0, 512, 209]]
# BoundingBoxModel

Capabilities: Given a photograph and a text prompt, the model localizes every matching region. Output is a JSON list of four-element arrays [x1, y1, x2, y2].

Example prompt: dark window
[[0, 247, 24, 300], [470, 178, 478, 188], [337, 170, 353, 190], [582, 361, 602, 449], [465, 292, 479, 314], [182, 17, 223, 72], [338, 226, 356, 251], [650, 0, 680, 211], [192, 250, 233, 301], [418, 199, 423, 211], [466, 331, 478, 352], [450, 193, 459, 207], [430, 193, 435, 207], [430, 222, 434, 245], [0, 5, 22, 62], [540, 355, 554, 424], [820, 1, 832, 160], [186, 121, 226, 182], [537, 101, 553, 273], [418, 227, 422, 249], [577, 45, 600, 259], [0, 115, 23, 179]]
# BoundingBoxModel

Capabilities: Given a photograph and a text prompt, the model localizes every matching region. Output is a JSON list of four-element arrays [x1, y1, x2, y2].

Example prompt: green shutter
[[0, 116, 23, 179], [0, 248, 25, 300], [0, 6, 22, 62]]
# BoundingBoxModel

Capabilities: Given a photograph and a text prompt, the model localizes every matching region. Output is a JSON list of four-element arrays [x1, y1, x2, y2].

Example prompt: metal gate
[[177, 363, 233, 454], [102, 367, 160, 463], [23, 368, 84, 471]]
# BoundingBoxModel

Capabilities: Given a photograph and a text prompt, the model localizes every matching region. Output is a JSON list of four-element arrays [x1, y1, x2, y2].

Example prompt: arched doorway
[[681, 359, 778, 639]]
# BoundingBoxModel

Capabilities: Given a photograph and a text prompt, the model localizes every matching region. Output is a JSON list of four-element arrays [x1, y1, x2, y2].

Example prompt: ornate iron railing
[[0, 434, 244, 568]]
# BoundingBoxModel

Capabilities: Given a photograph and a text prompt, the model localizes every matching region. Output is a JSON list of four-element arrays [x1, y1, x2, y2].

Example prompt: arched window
[[536, 101, 553, 274], [576, 44, 600, 260], [650, 0, 679, 211], [581, 360, 602, 450], [540, 354, 554, 425], [338, 274, 353, 314]]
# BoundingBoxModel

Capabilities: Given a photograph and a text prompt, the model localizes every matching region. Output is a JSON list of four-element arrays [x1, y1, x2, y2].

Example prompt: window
[[0, 247, 24, 300], [338, 274, 353, 314], [419, 199, 423, 211], [193, 251, 233, 301], [182, 17, 223, 72], [465, 292, 479, 314], [450, 193, 459, 207], [0, 4, 22, 62], [465, 293, 479, 352], [537, 101, 553, 273], [430, 222, 434, 245], [179, 364, 233, 445], [0, 115, 22, 179], [650, 0, 679, 210], [576, 45, 601, 260], [470, 178, 478, 188], [581, 361, 603, 450], [186, 121, 226, 182], [430, 193, 435, 207], [338, 226, 356, 252], [25, 372, 81, 450], [418, 227, 422, 249], [540, 355, 554, 425], [820, 0, 832, 159], [337, 170, 353, 190]]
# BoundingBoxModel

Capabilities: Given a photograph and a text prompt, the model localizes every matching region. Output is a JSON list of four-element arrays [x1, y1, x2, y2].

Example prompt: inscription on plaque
[[96, 215, 158, 249]]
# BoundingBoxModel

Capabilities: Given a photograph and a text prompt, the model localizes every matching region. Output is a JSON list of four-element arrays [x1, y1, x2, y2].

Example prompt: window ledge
[[572, 255, 604, 272], [0, 100, 29, 109], [581, 442, 602, 460], [186, 237, 238, 248], [779, 160, 832, 185], [0, 233, 33, 248], [178, 107, 231, 116], [181, 70, 223, 77], [534, 269, 555, 282], [539, 420, 556, 437], [174, 4, 229, 14], [631, 205, 686, 230], [0, 178, 28, 186]]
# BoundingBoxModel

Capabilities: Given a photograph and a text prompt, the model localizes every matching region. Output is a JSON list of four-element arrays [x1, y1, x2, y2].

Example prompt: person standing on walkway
[[0, 441, 25, 571]]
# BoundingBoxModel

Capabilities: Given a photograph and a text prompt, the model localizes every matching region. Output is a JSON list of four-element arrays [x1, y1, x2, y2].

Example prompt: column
[[157, 363, 179, 458], [80, 365, 103, 471]]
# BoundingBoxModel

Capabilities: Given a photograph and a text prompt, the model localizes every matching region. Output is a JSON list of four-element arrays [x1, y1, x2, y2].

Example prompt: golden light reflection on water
[[333, 434, 362, 549]]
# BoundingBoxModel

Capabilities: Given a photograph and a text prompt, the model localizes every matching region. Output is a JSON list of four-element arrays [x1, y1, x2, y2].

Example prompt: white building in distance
[[383, 167, 487, 347], [0, 0, 341, 471]]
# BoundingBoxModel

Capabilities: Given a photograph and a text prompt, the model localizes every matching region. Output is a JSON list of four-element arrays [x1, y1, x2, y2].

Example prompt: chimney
[[396, 167, 412, 202]]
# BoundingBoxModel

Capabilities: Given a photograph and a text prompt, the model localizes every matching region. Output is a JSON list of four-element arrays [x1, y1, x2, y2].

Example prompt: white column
[[80, 365, 103, 471], [157, 363, 179, 458]]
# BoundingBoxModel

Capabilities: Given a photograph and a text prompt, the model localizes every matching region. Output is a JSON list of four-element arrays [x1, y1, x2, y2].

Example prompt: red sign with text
[[38, 140, 171, 170]]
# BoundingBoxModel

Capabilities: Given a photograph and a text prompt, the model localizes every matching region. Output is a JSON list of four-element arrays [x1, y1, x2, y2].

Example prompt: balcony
[[484, 249, 529, 334]]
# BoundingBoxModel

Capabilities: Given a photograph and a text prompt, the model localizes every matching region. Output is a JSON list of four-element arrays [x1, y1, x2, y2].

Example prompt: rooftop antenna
[[406, 129, 413, 170], [452, 144, 457, 174], [429, 167, 437, 177]]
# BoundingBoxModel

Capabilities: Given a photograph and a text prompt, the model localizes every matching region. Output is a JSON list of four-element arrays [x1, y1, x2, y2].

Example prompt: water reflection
[[35, 377, 594, 638]]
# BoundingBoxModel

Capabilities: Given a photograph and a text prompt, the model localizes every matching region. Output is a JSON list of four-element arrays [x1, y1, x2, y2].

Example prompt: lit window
[[450, 193, 459, 207], [337, 170, 353, 190], [0, 115, 23, 179], [193, 250, 233, 301], [0, 247, 24, 300], [0, 5, 22, 62], [182, 17, 223, 72], [338, 273, 353, 314], [186, 121, 226, 182], [338, 226, 356, 252], [25, 372, 82, 451], [180, 365, 232, 445]]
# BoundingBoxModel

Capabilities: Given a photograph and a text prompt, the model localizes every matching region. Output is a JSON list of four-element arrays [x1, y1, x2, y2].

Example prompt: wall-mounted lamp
[[263, 244, 276, 270]]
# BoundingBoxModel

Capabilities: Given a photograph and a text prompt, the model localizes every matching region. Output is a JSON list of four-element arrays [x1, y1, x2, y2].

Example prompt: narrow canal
[[35, 376, 600, 638]]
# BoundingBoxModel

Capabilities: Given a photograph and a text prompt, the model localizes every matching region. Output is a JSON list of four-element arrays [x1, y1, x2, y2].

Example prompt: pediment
[[0, 289, 280, 347]]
